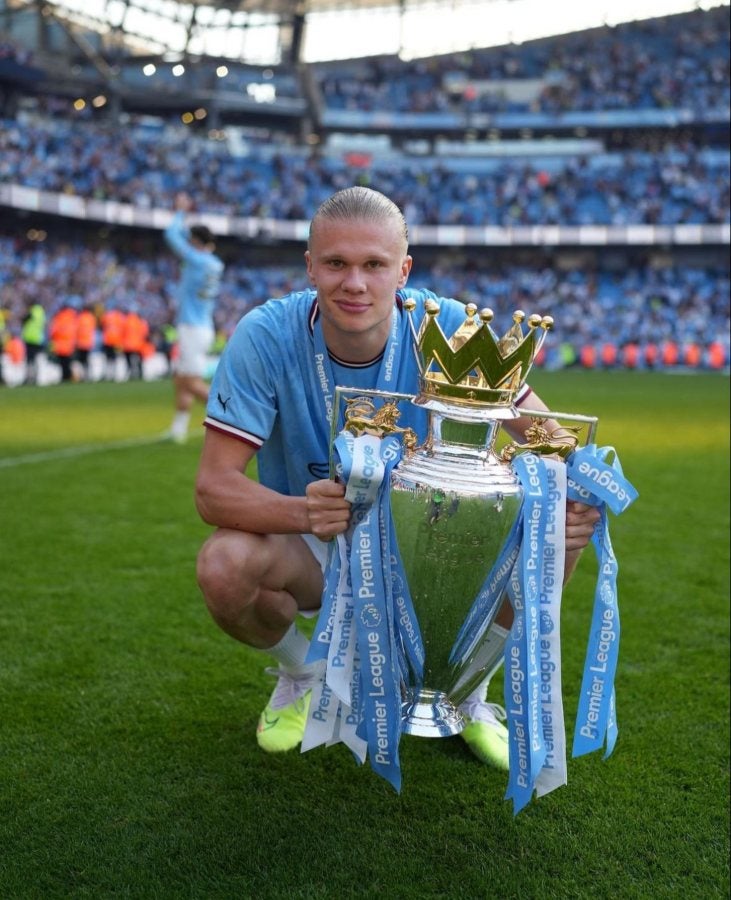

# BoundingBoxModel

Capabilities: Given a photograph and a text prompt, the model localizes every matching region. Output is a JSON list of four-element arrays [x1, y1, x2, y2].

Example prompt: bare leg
[[170, 374, 210, 440], [196, 529, 324, 649], [174, 373, 209, 411]]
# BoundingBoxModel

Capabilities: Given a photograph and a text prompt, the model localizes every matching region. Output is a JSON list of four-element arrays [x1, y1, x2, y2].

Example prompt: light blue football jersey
[[205, 288, 528, 498], [164, 212, 224, 328]]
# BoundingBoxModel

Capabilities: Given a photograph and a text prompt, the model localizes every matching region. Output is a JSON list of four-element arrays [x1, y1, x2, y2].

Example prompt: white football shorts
[[302, 533, 330, 572], [176, 324, 214, 377]]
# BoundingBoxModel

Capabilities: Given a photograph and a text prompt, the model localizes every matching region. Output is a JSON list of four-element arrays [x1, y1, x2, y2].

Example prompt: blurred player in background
[[164, 193, 224, 444]]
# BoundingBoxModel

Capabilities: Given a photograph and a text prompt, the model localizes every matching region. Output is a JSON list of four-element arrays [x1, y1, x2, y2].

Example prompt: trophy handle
[[515, 408, 599, 446], [328, 386, 417, 479]]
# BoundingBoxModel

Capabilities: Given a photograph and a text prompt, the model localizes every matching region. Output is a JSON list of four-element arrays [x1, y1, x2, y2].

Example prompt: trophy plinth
[[401, 688, 465, 737]]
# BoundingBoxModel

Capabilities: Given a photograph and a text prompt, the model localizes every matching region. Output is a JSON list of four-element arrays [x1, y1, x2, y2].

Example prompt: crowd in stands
[[315, 7, 730, 114], [1, 230, 727, 383], [0, 7, 728, 381], [1, 8, 729, 228], [1, 116, 728, 227]]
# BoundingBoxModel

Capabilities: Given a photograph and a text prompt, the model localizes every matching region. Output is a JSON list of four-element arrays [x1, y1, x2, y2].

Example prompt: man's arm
[[164, 193, 196, 258], [195, 428, 351, 540]]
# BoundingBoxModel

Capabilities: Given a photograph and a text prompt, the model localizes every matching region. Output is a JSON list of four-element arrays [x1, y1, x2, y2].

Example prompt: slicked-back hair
[[308, 187, 408, 250]]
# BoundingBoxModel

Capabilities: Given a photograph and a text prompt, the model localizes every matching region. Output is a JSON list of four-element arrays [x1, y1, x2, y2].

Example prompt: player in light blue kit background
[[194, 187, 599, 772], [164, 192, 225, 443]]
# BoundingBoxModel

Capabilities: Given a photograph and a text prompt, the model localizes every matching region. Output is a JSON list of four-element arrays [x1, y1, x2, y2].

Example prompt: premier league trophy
[[307, 297, 632, 808], [389, 299, 574, 736]]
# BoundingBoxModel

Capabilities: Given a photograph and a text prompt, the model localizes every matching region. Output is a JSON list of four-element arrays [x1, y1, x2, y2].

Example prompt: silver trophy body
[[333, 302, 585, 740], [390, 401, 522, 737]]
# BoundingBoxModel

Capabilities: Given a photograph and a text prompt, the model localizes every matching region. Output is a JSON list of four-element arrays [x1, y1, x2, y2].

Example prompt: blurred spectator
[[21, 300, 46, 385], [48, 299, 78, 382], [0, 305, 8, 386], [100, 303, 124, 381], [121, 304, 149, 380], [75, 303, 98, 381]]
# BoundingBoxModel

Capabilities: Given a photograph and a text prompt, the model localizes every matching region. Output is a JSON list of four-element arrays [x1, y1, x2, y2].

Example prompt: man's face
[[305, 216, 412, 360]]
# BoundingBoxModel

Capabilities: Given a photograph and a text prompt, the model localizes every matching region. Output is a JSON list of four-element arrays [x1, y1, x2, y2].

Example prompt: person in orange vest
[[621, 342, 640, 369], [6, 334, 25, 365], [682, 342, 701, 369], [101, 303, 125, 381], [121, 304, 150, 380], [579, 343, 597, 369], [600, 341, 618, 369], [643, 342, 659, 369], [661, 339, 679, 368], [75, 303, 98, 381], [49, 299, 79, 383], [707, 341, 727, 371]]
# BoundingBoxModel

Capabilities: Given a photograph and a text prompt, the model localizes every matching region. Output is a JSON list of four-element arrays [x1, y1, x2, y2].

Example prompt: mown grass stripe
[[0, 434, 174, 468]]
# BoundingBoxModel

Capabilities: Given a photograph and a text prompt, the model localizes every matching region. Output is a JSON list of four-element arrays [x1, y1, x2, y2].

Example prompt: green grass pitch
[[1, 371, 728, 899]]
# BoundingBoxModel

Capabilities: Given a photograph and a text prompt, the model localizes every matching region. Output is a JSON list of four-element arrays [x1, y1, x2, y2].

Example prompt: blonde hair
[[309, 186, 408, 250]]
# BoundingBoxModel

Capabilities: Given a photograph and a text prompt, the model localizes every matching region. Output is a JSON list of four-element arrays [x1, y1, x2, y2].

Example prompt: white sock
[[263, 624, 310, 672], [171, 410, 190, 436]]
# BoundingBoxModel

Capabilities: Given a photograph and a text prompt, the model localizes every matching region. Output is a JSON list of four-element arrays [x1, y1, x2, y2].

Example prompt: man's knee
[[197, 530, 262, 623]]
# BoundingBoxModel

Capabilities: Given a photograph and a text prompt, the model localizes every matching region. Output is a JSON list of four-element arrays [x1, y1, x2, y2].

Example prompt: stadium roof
[[8, 0, 731, 64]]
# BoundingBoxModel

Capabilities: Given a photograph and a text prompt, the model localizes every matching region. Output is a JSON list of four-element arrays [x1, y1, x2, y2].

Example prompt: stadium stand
[[0, 6, 728, 383]]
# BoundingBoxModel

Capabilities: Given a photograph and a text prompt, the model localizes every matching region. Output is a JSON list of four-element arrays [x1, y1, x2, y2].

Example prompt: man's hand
[[306, 479, 351, 541], [565, 501, 601, 552]]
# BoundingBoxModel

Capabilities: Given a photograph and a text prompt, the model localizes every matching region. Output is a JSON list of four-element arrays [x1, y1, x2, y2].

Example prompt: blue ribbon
[[351, 498, 402, 788], [308, 436, 636, 807], [449, 511, 523, 668], [497, 446, 638, 813], [308, 430, 421, 792], [308, 540, 341, 665], [504, 453, 549, 814], [567, 444, 637, 759], [567, 444, 638, 515]]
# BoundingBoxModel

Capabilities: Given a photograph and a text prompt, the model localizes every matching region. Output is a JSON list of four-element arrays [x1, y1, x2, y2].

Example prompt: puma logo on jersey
[[217, 393, 231, 412]]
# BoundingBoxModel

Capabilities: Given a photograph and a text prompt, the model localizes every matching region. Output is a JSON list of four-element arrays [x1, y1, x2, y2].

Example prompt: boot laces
[[264, 666, 317, 710], [459, 699, 507, 728]]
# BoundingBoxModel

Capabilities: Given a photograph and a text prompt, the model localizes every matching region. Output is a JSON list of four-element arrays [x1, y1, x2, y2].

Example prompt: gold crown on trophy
[[404, 298, 553, 407]]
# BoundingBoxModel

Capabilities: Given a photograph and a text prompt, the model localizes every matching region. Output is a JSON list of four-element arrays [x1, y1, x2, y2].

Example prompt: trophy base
[[401, 689, 465, 738]]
